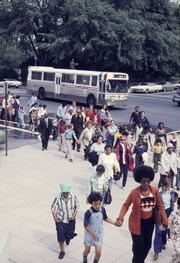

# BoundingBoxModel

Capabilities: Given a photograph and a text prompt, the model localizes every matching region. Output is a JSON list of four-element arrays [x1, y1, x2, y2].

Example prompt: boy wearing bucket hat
[[158, 143, 178, 188], [51, 183, 79, 259]]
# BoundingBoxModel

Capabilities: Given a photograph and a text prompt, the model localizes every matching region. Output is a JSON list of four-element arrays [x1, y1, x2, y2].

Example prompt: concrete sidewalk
[[0, 136, 178, 263]]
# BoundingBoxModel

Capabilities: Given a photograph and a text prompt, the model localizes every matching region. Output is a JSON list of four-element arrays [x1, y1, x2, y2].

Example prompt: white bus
[[27, 66, 129, 107]]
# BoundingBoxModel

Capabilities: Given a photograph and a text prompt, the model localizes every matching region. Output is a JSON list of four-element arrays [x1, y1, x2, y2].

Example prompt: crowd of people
[[48, 101, 180, 263], [1, 93, 180, 263]]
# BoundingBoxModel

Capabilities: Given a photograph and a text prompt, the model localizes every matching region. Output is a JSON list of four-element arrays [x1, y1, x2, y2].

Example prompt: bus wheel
[[87, 95, 96, 106], [38, 88, 46, 100]]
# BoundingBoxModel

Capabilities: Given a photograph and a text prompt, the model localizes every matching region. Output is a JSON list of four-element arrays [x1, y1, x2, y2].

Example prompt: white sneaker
[[122, 187, 126, 190]]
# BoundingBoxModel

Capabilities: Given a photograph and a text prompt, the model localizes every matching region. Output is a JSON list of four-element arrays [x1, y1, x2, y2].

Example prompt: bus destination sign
[[113, 74, 126, 78]]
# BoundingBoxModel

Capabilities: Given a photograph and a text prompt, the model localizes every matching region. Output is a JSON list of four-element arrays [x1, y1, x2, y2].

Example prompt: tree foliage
[[0, 0, 179, 79]]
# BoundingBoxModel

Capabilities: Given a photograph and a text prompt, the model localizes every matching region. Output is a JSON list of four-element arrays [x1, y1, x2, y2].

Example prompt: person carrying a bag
[[98, 144, 120, 189], [114, 135, 133, 190], [86, 165, 109, 205], [79, 121, 94, 160], [115, 165, 168, 263]]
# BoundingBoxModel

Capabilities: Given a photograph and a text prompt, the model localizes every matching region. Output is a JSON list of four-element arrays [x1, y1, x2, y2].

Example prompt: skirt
[[56, 220, 77, 243]]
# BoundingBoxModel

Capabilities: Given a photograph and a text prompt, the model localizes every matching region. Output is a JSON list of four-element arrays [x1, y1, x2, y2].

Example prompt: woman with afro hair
[[115, 165, 168, 263]]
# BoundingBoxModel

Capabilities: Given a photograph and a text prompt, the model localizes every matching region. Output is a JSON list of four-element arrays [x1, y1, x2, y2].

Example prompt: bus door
[[98, 80, 106, 104], [55, 74, 61, 94]]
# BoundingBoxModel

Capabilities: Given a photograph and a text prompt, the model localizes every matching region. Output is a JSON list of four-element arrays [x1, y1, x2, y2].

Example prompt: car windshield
[[139, 83, 148, 85], [158, 81, 166, 84], [4, 78, 17, 81], [139, 82, 155, 86], [106, 80, 128, 93]]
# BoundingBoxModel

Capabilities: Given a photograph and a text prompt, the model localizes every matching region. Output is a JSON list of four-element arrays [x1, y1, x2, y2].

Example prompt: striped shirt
[[140, 192, 155, 219], [107, 125, 118, 135], [51, 192, 80, 223]]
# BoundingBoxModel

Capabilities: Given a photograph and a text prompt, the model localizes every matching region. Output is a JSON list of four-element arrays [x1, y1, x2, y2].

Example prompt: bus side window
[[44, 73, 55, 82], [32, 71, 42, 80], [91, 76, 97, 86], [77, 75, 90, 85], [62, 74, 75, 84]]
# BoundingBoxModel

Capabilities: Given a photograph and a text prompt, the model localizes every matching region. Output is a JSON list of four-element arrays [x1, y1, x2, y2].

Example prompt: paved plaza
[[0, 134, 179, 263]]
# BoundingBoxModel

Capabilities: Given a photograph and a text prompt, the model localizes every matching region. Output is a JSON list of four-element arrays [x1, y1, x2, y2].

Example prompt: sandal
[[154, 253, 158, 260]]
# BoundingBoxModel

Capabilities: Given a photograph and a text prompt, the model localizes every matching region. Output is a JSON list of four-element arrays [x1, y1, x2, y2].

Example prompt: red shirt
[[58, 124, 67, 133], [85, 109, 94, 118], [90, 114, 101, 125], [105, 123, 111, 129]]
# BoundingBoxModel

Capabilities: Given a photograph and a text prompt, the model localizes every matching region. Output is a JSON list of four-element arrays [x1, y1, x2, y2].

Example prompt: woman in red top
[[90, 109, 101, 126], [115, 165, 168, 263], [85, 104, 94, 121], [58, 120, 67, 152]]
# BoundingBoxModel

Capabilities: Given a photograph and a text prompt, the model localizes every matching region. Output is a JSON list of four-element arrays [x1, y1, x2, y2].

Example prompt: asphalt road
[[0, 87, 179, 152], [13, 87, 179, 130]]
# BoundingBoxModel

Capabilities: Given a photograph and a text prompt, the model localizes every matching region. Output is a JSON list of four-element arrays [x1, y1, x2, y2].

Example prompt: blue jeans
[[107, 134, 114, 146], [153, 153, 162, 171], [153, 208, 171, 253], [18, 113, 25, 127], [119, 163, 128, 187], [135, 155, 144, 167]]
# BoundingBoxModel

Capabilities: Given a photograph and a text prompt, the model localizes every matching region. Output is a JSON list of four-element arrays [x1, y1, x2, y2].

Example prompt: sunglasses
[[141, 179, 151, 184]]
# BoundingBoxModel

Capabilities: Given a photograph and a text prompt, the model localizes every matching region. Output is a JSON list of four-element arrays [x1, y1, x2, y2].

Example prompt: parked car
[[156, 81, 174, 92], [172, 88, 180, 106], [172, 81, 180, 90], [0, 78, 22, 88], [129, 82, 162, 94], [0, 87, 4, 106]]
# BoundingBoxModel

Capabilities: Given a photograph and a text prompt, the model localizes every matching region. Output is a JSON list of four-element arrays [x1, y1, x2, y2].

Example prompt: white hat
[[166, 143, 174, 149]]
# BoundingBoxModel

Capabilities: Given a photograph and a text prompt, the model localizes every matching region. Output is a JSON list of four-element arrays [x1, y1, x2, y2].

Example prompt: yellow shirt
[[153, 145, 163, 154], [114, 132, 122, 139]]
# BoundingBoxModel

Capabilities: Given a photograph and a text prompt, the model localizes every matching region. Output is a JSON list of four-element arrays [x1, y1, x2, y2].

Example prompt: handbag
[[142, 152, 148, 163], [128, 156, 134, 171], [104, 188, 112, 205], [153, 205, 161, 226], [113, 171, 121, 181], [10, 108, 15, 115]]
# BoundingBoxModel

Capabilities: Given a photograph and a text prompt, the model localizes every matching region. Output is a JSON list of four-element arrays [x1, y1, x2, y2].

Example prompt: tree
[[0, 0, 179, 79], [0, 36, 29, 79]]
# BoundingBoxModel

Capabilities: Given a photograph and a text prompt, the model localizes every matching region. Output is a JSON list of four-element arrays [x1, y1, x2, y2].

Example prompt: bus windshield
[[106, 80, 128, 93]]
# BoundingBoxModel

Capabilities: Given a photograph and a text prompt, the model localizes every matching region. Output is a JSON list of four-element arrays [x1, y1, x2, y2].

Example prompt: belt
[[66, 138, 72, 140]]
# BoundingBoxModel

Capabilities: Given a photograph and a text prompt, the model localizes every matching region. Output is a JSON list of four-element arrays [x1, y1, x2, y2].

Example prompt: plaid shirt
[[51, 192, 80, 223]]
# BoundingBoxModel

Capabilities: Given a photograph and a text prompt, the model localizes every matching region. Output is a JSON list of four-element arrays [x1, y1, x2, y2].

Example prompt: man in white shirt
[[159, 143, 178, 188], [64, 108, 73, 125], [57, 102, 67, 119]]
